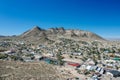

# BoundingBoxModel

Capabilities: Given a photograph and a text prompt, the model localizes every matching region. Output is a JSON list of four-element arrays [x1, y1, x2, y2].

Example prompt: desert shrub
[[0, 54, 8, 59]]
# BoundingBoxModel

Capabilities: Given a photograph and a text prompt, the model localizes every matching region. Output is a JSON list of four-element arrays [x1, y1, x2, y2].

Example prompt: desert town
[[0, 35, 120, 80]]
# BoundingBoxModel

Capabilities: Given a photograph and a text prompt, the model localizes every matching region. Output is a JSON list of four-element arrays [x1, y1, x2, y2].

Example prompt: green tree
[[0, 54, 8, 59], [56, 53, 64, 66]]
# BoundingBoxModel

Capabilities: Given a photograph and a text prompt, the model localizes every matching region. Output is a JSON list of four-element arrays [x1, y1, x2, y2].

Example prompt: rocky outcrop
[[20, 26, 105, 42]]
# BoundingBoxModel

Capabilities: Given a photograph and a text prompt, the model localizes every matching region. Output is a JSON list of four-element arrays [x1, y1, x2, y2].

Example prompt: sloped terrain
[[19, 26, 105, 44], [0, 61, 65, 80]]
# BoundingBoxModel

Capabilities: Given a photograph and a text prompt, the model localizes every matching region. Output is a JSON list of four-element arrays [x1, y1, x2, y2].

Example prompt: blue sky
[[0, 0, 120, 38]]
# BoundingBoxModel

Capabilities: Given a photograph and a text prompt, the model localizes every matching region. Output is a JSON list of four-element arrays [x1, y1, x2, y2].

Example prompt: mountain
[[107, 38, 120, 41], [21, 26, 45, 38], [20, 26, 105, 44], [0, 35, 5, 37]]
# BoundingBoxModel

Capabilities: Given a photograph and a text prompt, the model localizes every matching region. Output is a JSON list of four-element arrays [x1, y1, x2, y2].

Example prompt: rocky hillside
[[20, 26, 104, 43]]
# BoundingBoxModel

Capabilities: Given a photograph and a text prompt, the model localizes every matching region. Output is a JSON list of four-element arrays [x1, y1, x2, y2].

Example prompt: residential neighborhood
[[1, 37, 120, 80]]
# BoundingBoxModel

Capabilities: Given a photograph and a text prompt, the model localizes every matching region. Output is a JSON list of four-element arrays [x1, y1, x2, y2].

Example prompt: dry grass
[[0, 61, 65, 80]]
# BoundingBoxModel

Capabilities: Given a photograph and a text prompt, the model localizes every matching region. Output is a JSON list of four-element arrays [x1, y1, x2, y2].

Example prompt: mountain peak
[[20, 26, 105, 41], [32, 26, 43, 31], [48, 27, 65, 34], [57, 27, 65, 30], [21, 26, 44, 38]]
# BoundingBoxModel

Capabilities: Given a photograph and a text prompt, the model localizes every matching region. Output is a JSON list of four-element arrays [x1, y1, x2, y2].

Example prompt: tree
[[69, 55, 73, 58], [56, 53, 64, 66], [0, 54, 8, 59]]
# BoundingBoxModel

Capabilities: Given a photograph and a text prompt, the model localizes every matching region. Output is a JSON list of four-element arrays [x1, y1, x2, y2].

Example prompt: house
[[105, 60, 116, 68], [67, 62, 80, 68], [85, 65, 105, 74], [34, 54, 42, 61], [31, 51, 35, 54], [91, 75, 99, 80], [72, 52, 82, 56], [91, 66, 106, 74], [78, 64, 86, 70], [85, 58, 95, 65], [22, 57, 33, 62], [115, 53, 120, 57], [99, 68, 106, 74], [86, 65, 92, 70], [96, 67, 102, 72], [4, 49, 16, 55], [44, 53, 55, 57], [113, 57, 120, 61], [88, 60, 95, 65]]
